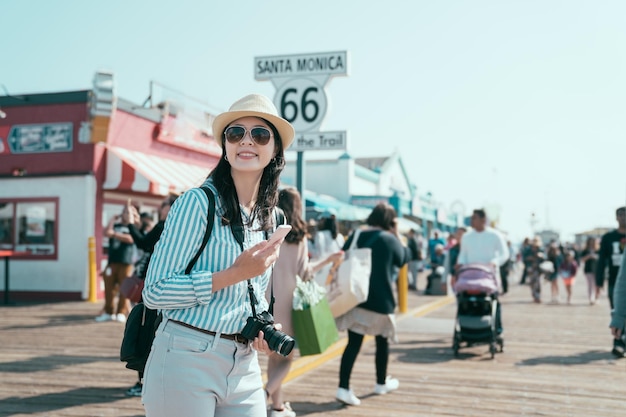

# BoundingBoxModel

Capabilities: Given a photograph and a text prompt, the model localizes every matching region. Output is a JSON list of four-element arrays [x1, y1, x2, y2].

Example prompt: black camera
[[241, 311, 295, 357]]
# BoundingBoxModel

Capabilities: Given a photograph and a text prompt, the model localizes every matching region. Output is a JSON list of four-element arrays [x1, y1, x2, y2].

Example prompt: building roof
[[0, 90, 90, 107], [355, 156, 389, 171]]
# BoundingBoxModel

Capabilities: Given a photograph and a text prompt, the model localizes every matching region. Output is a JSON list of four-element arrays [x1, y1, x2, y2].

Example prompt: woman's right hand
[[229, 240, 283, 280], [212, 237, 286, 292]]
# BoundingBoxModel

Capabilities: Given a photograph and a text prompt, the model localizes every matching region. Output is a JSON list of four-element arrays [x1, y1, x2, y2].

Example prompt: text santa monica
[[255, 52, 348, 79]]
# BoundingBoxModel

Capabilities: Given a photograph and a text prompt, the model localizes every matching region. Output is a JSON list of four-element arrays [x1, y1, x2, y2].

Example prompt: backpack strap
[[185, 185, 216, 274]]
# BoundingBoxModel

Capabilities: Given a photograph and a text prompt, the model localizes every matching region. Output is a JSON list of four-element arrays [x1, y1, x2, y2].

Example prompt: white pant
[[142, 319, 266, 417]]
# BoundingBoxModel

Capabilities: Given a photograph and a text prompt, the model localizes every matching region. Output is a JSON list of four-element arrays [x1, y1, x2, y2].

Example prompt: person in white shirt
[[311, 213, 345, 285], [313, 213, 345, 258], [457, 210, 509, 270], [456, 209, 509, 335]]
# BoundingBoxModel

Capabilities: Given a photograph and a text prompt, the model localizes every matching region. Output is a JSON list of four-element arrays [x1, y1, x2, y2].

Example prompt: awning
[[304, 190, 422, 231], [304, 191, 371, 222], [103, 146, 212, 195]]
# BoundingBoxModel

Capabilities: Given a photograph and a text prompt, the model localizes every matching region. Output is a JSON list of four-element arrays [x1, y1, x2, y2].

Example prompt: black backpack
[[120, 303, 160, 372]]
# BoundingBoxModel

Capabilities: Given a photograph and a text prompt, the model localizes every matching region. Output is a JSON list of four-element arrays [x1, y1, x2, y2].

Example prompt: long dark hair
[[209, 118, 285, 232], [366, 203, 397, 231], [585, 236, 597, 251], [277, 187, 307, 244], [318, 215, 339, 240]]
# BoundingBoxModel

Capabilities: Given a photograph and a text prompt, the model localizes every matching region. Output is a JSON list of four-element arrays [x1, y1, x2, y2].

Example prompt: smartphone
[[267, 225, 292, 245]]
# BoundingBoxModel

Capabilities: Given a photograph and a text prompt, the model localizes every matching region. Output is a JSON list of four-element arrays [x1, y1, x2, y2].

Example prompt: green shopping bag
[[291, 276, 339, 356], [292, 297, 339, 356]]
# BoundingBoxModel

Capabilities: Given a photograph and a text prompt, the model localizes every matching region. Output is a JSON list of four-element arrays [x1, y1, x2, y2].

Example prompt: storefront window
[[0, 198, 58, 258], [0, 203, 14, 249]]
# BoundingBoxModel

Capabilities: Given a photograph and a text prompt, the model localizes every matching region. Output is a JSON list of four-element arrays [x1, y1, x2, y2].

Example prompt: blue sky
[[3, 0, 625, 242]]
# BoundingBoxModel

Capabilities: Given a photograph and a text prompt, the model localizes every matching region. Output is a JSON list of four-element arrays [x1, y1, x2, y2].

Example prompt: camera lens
[[262, 324, 295, 357]]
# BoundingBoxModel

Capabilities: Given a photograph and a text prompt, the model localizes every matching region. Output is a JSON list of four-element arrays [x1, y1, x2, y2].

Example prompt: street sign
[[254, 51, 348, 80], [255, 51, 348, 135], [255, 51, 349, 207], [7, 123, 73, 154], [274, 78, 327, 132], [290, 131, 347, 152]]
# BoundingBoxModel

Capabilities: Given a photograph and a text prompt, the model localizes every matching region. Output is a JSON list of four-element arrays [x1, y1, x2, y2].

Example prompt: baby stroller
[[452, 264, 504, 359]]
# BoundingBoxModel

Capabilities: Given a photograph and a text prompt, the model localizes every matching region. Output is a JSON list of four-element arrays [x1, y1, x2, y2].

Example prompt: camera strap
[[229, 208, 282, 319], [244, 270, 274, 318]]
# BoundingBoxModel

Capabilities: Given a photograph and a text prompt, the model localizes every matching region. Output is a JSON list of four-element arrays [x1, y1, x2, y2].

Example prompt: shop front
[[0, 83, 221, 302]]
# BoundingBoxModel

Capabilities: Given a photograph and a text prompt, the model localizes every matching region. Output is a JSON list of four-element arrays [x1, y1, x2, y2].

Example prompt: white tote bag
[[312, 231, 343, 287], [325, 229, 372, 318]]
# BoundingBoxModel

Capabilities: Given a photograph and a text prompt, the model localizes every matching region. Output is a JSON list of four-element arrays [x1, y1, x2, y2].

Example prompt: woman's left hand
[[252, 323, 283, 355], [252, 330, 271, 354]]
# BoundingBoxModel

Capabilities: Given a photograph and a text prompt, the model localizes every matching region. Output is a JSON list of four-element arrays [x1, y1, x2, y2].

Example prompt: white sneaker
[[115, 314, 127, 323], [95, 313, 114, 322], [336, 388, 361, 406], [269, 402, 296, 417], [374, 376, 399, 395]]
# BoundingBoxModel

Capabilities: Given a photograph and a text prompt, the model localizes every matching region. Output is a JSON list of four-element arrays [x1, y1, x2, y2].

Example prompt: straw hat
[[212, 94, 295, 150]]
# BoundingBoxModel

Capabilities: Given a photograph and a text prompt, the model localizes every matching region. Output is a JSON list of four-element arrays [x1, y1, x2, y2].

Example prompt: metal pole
[[88, 237, 98, 302], [398, 264, 408, 313], [296, 151, 306, 218]]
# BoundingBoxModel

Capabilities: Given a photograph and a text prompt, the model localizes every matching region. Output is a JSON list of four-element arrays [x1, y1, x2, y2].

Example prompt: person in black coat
[[334, 203, 411, 406]]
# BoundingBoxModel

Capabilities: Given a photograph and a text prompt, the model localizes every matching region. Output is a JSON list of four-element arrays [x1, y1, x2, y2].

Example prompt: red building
[[0, 72, 221, 302]]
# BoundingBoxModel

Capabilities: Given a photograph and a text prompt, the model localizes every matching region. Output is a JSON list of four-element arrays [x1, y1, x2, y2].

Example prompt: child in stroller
[[452, 263, 504, 358]]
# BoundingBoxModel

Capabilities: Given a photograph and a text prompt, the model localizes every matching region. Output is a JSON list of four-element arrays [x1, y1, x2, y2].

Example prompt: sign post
[[255, 51, 349, 207]]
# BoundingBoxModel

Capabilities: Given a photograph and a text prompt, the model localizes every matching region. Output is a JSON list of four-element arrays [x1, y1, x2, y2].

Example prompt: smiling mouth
[[238, 152, 258, 158]]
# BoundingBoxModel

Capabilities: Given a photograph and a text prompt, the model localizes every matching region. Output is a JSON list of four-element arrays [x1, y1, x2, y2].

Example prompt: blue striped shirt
[[142, 178, 271, 334]]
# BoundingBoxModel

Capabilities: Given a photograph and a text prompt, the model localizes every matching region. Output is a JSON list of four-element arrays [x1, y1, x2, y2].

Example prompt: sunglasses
[[224, 126, 273, 146]]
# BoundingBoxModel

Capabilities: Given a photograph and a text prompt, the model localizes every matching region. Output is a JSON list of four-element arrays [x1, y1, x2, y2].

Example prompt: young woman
[[558, 251, 578, 304], [311, 213, 345, 285], [313, 213, 345, 258], [335, 203, 411, 406], [546, 244, 562, 303], [265, 187, 343, 417], [524, 236, 546, 303], [580, 237, 600, 304], [141, 94, 295, 417]]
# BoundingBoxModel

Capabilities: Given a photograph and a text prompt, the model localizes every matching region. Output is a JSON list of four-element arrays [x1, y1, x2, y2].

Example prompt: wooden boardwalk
[[1, 267, 624, 416]]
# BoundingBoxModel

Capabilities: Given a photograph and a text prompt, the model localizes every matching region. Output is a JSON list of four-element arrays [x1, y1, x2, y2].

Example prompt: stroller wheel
[[452, 332, 460, 357], [489, 343, 496, 359]]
